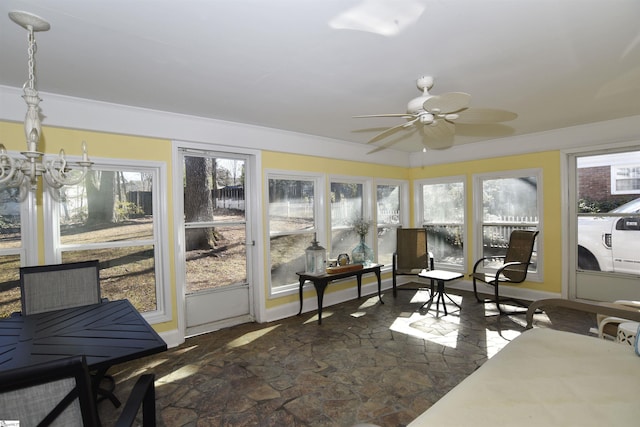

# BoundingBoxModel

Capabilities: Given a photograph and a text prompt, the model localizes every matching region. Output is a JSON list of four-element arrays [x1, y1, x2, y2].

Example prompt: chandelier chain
[[27, 28, 36, 91]]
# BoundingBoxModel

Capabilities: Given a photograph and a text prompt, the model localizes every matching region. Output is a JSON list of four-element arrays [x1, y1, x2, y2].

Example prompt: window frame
[[611, 163, 640, 195], [414, 175, 467, 272], [43, 157, 171, 324], [265, 170, 325, 297], [0, 184, 37, 317], [472, 168, 544, 281], [328, 175, 372, 259], [375, 178, 409, 268]]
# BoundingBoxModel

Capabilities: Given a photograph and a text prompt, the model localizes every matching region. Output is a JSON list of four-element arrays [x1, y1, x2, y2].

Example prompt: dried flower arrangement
[[351, 217, 371, 237]]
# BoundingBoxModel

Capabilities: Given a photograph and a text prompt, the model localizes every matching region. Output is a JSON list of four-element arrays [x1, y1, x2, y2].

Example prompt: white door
[[181, 150, 254, 336], [570, 149, 640, 302]]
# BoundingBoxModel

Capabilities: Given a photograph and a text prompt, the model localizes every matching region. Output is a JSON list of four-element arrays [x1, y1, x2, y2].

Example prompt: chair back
[[0, 355, 99, 426], [396, 228, 430, 272], [503, 230, 539, 282], [20, 260, 101, 315]]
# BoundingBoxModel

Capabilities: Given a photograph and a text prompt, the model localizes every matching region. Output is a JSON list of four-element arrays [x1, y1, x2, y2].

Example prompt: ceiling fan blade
[[455, 108, 518, 124], [423, 92, 471, 114], [454, 123, 516, 138], [354, 113, 415, 119], [366, 117, 418, 143], [420, 120, 455, 149], [368, 128, 418, 154]]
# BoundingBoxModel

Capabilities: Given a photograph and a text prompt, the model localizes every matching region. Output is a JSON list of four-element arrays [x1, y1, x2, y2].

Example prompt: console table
[[297, 264, 383, 324]]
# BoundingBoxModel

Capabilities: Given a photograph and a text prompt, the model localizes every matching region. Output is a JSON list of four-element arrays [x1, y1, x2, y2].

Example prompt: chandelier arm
[[0, 148, 19, 185], [43, 155, 90, 188]]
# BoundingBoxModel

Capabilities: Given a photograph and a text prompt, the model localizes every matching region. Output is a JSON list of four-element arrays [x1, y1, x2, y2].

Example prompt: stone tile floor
[[98, 286, 595, 426]]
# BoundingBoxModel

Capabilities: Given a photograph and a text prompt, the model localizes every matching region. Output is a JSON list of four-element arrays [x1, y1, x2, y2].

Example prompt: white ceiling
[[1, 0, 639, 154]]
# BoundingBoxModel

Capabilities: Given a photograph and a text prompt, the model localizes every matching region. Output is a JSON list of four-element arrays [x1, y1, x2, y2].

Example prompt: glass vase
[[351, 235, 374, 265]]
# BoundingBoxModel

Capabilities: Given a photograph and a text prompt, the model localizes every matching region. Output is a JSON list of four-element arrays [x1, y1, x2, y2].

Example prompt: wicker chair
[[0, 355, 156, 427], [471, 230, 539, 314], [392, 228, 434, 297]]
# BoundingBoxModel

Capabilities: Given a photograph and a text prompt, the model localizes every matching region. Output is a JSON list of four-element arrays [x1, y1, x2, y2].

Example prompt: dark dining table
[[0, 299, 167, 405]]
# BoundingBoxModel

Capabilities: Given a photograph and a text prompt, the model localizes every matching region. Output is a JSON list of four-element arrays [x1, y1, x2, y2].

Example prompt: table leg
[[436, 280, 447, 316], [356, 274, 362, 298], [92, 367, 121, 408], [420, 279, 461, 316], [375, 267, 384, 304], [297, 278, 305, 316], [314, 281, 328, 325]]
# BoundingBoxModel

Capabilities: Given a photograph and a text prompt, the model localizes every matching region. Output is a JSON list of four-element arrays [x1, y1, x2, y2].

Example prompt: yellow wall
[[410, 151, 562, 293], [0, 122, 178, 333], [2, 120, 563, 329]]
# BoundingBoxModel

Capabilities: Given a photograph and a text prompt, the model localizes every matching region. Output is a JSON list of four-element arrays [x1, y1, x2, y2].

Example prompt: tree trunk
[[86, 171, 115, 225], [184, 156, 216, 250]]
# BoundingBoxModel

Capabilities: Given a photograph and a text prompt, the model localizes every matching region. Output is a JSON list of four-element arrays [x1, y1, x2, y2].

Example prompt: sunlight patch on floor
[[389, 311, 460, 349], [304, 312, 332, 324], [409, 289, 432, 304], [485, 328, 521, 358], [226, 324, 281, 348], [157, 364, 200, 384], [358, 295, 382, 309]]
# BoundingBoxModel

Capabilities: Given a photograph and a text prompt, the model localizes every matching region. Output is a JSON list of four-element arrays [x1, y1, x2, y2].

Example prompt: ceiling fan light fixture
[[418, 113, 434, 124]]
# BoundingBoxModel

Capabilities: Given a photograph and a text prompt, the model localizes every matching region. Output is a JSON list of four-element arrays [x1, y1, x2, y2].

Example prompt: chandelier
[[0, 11, 92, 193]]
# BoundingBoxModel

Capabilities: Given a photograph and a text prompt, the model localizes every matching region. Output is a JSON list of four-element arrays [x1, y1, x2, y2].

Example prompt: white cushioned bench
[[408, 299, 640, 426]]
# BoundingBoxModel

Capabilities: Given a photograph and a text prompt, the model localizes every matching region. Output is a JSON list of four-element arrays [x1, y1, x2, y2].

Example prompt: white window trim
[[329, 175, 373, 251], [375, 178, 409, 270], [414, 175, 467, 273], [472, 168, 544, 282], [375, 178, 409, 226], [610, 163, 640, 195], [0, 149, 38, 267], [265, 169, 325, 297], [43, 156, 171, 324]]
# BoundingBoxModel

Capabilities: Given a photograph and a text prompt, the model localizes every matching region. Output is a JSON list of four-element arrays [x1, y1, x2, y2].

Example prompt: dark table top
[[0, 299, 167, 372], [297, 263, 383, 282]]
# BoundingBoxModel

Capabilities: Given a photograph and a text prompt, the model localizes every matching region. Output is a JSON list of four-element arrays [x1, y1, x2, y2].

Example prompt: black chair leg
[[472, 277, 484, 303], [392, 274, 397, 297]]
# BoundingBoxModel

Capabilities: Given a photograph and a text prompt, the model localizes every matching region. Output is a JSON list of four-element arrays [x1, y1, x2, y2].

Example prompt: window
[[473, 169, 542, 278], [0, 188, 35, 318], [376, 181, 405, 267], [45, 160, 170, 322], [611, 164, 640, 194], [267, 172, 324, 294], [329, 178, 370, 259], [416, 177, 466, 271]]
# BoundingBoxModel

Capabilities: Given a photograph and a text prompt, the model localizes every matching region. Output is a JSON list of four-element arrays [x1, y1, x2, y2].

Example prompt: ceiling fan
[[354, 76, 517, 152]]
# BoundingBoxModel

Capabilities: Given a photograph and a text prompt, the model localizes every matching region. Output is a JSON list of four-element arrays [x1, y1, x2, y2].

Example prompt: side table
[[417, 269, 463, 316], [297, 264, 383, 325]]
